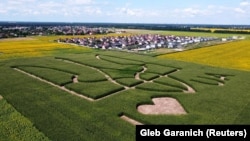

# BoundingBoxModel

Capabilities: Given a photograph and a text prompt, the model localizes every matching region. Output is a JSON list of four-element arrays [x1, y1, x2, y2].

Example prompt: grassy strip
[[197, 76, 224, 83], [136, 82, 183, 92], [48, 58, 108, 82], [17, 66, 73, 86], [190, 79, 220, 86], [153, 77, 188, 90], [101, 69, 136, 79], [145, 64, 178, 75], [140, 73, 159, 81], [0, 98, 50, 141], [65, 81, 124, 99], [99, 55, 144, 65], [115, 78, 143, 87], [55, 54, 128, 70], [14, 57, 108, 82]]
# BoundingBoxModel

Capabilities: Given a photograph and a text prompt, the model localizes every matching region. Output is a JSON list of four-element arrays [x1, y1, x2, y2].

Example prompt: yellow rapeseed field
[[191, 28, 250, 33], [159, 40, 250, 71], [0, 36, 90, 60], [0, 33, 133, 60]]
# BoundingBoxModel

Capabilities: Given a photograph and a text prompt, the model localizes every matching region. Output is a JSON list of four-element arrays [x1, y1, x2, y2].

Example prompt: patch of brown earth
[[120, 115, 143, 125], [96, 55, 101, 60], [72, 75, 78, 83], [181, 82, 196, 93], [137, 97, 187, 115]]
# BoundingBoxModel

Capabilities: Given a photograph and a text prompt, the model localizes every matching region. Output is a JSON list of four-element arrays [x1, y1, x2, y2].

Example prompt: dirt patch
[[96, 55, 101, 60], [220, 76, 226, 81], [137, 97, 187, 115], [181, 82, 196, 93], [72, 75, 78, 83], [218, 82, 224, 86], [120, 115, 143, 125]]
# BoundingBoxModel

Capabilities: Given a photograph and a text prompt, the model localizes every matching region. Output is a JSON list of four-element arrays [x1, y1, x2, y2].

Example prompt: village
[[0, 25, 112, 38], [57, 34, 219, 51]]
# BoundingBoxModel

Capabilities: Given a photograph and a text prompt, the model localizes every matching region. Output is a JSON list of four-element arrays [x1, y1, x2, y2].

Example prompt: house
[[168, 42, 174, 48], [222, 38, 227, 42]]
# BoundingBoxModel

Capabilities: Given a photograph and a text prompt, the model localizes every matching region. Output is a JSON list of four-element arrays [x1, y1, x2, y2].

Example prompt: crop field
[[191, 27, 250, 33], [0, 37, 91, 60], [0, 96, 50, 141], [159, 40, 250, 71], [0, 34, 250, 141], [0, 33, 134, 60]]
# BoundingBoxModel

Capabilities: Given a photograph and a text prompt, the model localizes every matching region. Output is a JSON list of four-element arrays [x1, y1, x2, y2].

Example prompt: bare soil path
[[120, 115, 143, 125], [135, 66, 147, 81]]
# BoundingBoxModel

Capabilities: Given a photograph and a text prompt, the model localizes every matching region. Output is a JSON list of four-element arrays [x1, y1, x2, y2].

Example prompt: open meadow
[[0, 31, 250, 141]]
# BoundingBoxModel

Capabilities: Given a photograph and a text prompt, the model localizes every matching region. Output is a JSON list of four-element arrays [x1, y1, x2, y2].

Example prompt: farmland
[[0, 32, 250, 141], [159, 40, 250, 71], [0, 96, 50, 141]]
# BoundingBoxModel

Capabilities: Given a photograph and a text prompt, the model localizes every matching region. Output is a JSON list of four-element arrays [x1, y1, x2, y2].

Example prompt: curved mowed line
[[158, 40, 250, 71]]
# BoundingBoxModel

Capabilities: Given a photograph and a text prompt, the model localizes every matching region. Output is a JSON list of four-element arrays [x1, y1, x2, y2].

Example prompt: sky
[[0, 0, 250, 25]]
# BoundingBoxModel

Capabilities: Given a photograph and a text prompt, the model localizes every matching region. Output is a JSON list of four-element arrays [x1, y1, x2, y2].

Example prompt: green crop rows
[[0, 49, 250, 141], [0, 97, 50, 141]]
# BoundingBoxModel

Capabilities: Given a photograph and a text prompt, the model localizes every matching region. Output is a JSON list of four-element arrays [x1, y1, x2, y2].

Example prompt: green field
[[0, 33, 250, 141]]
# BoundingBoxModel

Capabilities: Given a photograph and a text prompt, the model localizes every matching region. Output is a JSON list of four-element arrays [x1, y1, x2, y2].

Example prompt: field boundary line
[[13, 68, 95, 101]]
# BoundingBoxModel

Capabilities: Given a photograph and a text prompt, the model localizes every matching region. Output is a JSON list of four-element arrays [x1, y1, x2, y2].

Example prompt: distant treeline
[[1, 22, 250, 34], [213, 30, 250, 34]]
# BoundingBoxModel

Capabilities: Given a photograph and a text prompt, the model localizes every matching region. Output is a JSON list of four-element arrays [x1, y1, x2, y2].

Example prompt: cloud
[[84, 6, 102, 15], [0, 0, 249, 24], [66, 0, 93, 5], [183, 8, 200, 16], [0, 0, 102, 18], [240, 1, 250, 6], [0, 9, 7, 14], [172, 7, 211, 18], [232, 1, 250, 17], [234, 8, 246, 13], [118, 7, 144, 17], [114, 4, 162, 18]]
